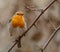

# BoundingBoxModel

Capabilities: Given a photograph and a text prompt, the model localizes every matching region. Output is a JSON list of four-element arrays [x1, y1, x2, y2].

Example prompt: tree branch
[[42, 26, 60, 50]]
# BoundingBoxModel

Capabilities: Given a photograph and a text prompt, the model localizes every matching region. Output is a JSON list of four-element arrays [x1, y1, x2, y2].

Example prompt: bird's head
[[16, 11, 24, 16]]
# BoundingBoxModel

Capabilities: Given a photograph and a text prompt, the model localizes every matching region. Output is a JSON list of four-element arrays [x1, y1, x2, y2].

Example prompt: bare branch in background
[[42, 26, 60, 51], [25, 6, 43, 11]]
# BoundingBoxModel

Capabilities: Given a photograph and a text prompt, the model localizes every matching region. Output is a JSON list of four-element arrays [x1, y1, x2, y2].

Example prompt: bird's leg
[[16, 37, 21, 48]]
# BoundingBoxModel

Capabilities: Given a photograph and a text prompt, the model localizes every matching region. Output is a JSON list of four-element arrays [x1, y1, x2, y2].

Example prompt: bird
[[8, 11, 27, 48]]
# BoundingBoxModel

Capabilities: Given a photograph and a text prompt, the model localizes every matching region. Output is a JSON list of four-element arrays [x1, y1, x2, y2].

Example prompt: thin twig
[[8, 0, 57, 52], [42, 26, 60, 50]]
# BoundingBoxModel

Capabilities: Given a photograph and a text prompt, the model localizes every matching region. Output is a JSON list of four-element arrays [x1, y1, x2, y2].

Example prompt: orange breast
[[12, 15, 24, 28]]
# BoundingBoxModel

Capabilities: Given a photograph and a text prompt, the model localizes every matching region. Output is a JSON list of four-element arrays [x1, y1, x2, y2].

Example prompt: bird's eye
[[17, 13, 20, 15], [17, 13, 24, 15]]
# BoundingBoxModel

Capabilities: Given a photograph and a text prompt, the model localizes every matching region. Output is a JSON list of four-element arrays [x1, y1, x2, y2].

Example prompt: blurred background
[[0, 0, 60, 52]]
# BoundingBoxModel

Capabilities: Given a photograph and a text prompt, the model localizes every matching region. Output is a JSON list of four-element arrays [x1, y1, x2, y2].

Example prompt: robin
[[9, 11, 27, 48]]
